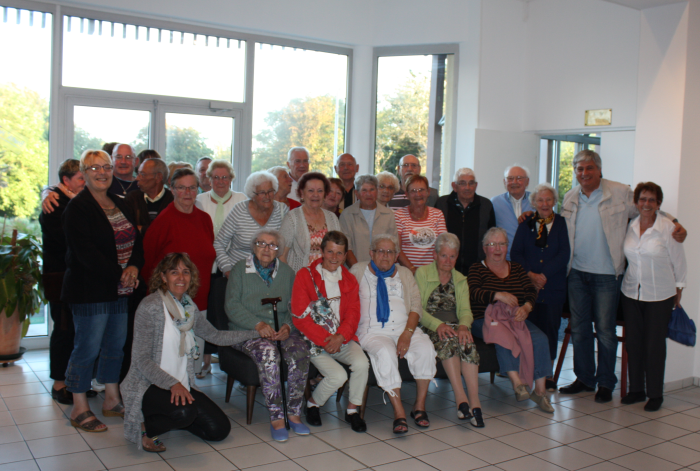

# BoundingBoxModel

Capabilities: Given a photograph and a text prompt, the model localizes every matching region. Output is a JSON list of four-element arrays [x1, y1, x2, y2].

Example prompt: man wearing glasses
[[388, 154, 439, 208], [435, 168, 496, 275], [286, 146, 310, 201], [491, 165, 533, 259], [109, 144, 140, 198], [125, 158, 173, 234]]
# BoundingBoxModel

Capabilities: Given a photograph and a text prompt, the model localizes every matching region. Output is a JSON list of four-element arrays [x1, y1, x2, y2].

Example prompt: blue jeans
[[471, 318, 552, 384], [567, 269, 621, 390], [65, 299, 128, 393]]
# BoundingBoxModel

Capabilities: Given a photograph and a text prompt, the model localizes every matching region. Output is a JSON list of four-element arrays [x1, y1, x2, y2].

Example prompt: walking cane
[[261, 297, 289, 430]]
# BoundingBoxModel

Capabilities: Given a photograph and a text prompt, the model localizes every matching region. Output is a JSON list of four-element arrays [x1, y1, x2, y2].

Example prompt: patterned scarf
[[529, 211, 555, 248], [159, 290, 199, 359], [253, 256, 277, 287], [210, 190, 232, 236], [371, 260, 396, 327]]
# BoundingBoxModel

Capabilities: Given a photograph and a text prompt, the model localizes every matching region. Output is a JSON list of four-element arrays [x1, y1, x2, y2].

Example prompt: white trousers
[[360, 328, 436, 392], [310, 341, 370, 406]]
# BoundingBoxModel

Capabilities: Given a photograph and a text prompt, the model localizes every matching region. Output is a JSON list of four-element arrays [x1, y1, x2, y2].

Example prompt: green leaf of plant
[[21, 318, 30, 338]]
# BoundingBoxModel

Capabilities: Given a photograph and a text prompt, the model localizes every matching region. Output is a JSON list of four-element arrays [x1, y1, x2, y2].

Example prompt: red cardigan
[[142, 202, 216, 310], [291, 258, 360, 346]]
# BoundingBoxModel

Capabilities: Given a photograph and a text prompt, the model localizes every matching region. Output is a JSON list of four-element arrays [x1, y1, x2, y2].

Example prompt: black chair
[[210, 276, 289, 424]]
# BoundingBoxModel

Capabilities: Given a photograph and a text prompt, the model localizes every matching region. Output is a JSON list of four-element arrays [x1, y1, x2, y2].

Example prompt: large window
[[73, 106, 151, 158], [251, 43, 348, 175], [542, 134, 600, 211]]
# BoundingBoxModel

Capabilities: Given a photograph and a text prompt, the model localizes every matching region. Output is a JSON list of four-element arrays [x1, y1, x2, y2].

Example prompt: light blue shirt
[[491, 191, 532, 260], [360, 208, 376, 243], [571, 188, 616, 275]]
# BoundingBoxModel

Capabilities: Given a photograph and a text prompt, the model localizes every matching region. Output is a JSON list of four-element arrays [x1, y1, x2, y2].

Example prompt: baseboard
[[664, 377, 697, 392]]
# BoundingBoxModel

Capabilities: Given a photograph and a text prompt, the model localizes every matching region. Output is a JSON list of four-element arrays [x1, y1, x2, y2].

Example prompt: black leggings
[[142, 385, 231, 441], [49, 301, 74, 381]]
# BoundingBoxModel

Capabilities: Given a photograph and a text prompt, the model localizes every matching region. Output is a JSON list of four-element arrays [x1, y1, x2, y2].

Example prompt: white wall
[[599, 131, 635, 187]]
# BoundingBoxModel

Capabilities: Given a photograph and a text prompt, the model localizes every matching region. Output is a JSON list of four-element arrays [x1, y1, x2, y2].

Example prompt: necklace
[[115, 177, 136, 195]]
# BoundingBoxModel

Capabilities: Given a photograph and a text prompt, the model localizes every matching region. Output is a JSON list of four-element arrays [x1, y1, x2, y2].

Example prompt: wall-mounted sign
[[585, 109, 612, 126]]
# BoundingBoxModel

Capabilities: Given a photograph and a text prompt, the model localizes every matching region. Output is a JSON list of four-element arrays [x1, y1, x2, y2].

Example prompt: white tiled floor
[[3, 348, 700, 470]]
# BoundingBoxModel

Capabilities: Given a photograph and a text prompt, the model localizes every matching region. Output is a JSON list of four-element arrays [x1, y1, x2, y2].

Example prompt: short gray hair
[[376, 171, 400, 190], [244, 171, 279, 199], [267, 166, 288, 179], [354, 174, 378, 192], [370, 234, 400, 253], [335, 153, 356, 165], [529, 183, 558, 206], [250, 228, 284, 253], [503, 165, 530, 179], [573, 149, 602, 171], [206, 159, 235, 180], [482, 227, 509, 246], [453, 167, 475, 183], [435, 233, 460, 253], [287, 147, 309, 162]]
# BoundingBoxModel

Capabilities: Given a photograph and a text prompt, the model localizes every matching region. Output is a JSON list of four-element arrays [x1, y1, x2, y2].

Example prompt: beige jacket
[[339, 202, 398, 263]]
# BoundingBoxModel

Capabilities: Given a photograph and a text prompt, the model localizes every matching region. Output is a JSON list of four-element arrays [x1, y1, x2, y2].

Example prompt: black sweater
[[61, 188, 144, 304]]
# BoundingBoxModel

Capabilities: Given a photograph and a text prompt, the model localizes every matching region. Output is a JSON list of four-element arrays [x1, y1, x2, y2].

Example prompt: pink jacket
[[483, 301, 534, 388]]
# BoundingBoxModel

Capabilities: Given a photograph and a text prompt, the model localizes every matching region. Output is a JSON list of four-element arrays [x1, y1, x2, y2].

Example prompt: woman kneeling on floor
[[121, 253, 259, 452]]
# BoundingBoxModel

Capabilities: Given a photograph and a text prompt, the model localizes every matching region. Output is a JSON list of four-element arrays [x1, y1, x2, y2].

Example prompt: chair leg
[[336, 380, 348, 403], [360, 385, 370, 420], [553, 331, 571, 383], [246, 385, 257, 425], [225, 376, 234, 403], [490, 371, 495, 384]]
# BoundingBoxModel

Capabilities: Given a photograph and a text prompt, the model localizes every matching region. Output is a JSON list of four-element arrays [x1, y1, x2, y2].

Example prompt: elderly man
[[350, 234, 436, 433], [491, 165, 533, 259], [286, 146, 310, 201], [124, 158, 173, 234], [388, 154, 439, 208], [559, 150, 686, 403], [335, 153, 360, 212], [196, 157, 213, 193], [435, 168, 496, 275], [109, 143, 140, 198]]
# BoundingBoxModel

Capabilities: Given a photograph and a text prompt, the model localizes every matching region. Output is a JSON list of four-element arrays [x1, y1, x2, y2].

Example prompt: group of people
[[38, 142, 688, 452]]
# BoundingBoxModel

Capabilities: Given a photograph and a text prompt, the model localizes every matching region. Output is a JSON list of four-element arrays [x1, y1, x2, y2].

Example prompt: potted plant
[[0, 227, 45, 357]]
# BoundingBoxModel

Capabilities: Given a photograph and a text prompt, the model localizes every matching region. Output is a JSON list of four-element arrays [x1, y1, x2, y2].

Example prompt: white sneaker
[[91, 379, 105, 392]]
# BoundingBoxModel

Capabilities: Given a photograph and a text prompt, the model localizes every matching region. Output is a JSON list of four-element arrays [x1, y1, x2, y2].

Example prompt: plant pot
[[0, 309, 21, 356]]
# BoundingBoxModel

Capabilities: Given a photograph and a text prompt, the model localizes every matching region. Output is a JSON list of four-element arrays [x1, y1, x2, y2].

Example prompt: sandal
[[457, 402, 472, 420], [102, 402, 125, 418], [70, 410, 108, 433], [196, 365, 212, 379], [410, 410, 430, 428], [141, 432, 166, 453], [392, 418, 408, 434]]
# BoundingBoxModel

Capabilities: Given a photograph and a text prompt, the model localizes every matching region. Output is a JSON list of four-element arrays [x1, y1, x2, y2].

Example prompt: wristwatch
[[405, 327, 415, 333]]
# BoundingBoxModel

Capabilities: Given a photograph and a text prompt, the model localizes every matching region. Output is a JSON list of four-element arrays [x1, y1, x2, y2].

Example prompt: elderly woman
[[468, 227, 553, 412], [376, 171, 400, 207], [511, 183, 570, 391], [279, 172, 341, 272], [225, 229, 310, 441], [269, 166, 301, 209], [62, 150, 144, 432], [143, 168, 216, 318], [416, 233, 483, 427], [214, 171, 289, 277], [122, 253, 259, 452], [40, 159, 87, 405], [292, 231, 369, 432], [620, 182, 686, 411], [351, 234, 436, 433], [394, 175, 447, 273], [340, 174, 397, 267], [194, 159, 247, 377], [323, 177, 346, 217]]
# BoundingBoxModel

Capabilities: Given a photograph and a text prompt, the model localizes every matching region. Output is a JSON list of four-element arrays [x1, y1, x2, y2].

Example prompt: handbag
[[668, 305, 696, 347], [292, 267, 340, 356]]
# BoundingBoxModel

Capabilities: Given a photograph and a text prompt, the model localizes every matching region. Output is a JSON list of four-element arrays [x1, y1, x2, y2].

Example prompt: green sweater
[[415, 261, 474, 331], [225, 258, 296, 331]]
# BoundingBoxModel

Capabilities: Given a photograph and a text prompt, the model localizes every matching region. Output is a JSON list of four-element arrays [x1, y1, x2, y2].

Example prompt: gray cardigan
[[339, 202, 398, 263], [279, 207, 340, 272], [121, 292, 259, 448]]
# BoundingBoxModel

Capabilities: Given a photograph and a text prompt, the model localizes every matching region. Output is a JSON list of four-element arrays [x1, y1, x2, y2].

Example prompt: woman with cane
[[225, 229, 310, 442]]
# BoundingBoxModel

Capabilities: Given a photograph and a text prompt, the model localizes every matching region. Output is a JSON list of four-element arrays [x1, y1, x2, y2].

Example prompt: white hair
[[453, 167, 475, 183], [370, 234, 400, 253], [287, 147, 309, 162], [206, 159, 235, 180], [435, 232, 460, 253], [376, 171, 400, 190], [244, 171, 279, 199], [503, 164, 530, 179], [250, 228, 284, 253], [482, 227, 509, 246], [529, 183, 558, 206], [354, 174, 378, 192], [267, 166, 288, 179]]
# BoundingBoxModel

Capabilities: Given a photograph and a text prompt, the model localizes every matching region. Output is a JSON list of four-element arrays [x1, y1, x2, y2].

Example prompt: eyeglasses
[[401, 163, 420, 169], [378, 184, 395, 191], [212, 175, 231, 182], [409, 188, 426, 194], [255, 241, 279, 251], [484, 242, 508, 248], [456, 180, 477, 187], [292, 159, 309, 165], [138, 171, 156, 178], [114, 154, 135, 161], [506, 176, 527, 183], [87, 164, 113, 172], [372, 249, 397, 256], [253, 189, 276, 197], [173, 185, 198, 193]]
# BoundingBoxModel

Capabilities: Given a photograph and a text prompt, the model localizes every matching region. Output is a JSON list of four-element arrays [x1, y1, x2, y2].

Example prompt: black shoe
[[457, 402, 472, 420], [645, 397, 664, 411], [595, 387, 613, 403], [345, 410, 367, 433], [545, 379, 558, 392], [306, 406, 322, 426], [621, 391, 646, 405], [470, 408, 485, 428], [86, 389, 98, 398], [51, 387, 73, 405], [559, 380, 595, 394]]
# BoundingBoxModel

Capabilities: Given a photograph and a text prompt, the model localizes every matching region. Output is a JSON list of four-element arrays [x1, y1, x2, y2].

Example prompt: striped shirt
[[214, 200, 289, 274], [394, 207, 447, 268], [467, 261, 538, 320], [104, 207, 136, 297]]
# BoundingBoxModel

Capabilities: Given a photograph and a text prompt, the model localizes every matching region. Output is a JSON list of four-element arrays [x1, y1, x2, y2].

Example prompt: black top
[[124, 189, 174, 235], [39, 189, 70, 273], [61, 187, 144, 304], [109, 176, 140, 199]]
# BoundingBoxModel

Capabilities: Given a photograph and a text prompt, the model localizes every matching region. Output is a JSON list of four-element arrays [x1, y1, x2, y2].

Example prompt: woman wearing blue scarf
[[350, 234, 437, 434]]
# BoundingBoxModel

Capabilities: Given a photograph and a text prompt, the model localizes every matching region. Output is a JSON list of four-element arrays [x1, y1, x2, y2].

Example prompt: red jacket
[[291, 258, 360, 346]]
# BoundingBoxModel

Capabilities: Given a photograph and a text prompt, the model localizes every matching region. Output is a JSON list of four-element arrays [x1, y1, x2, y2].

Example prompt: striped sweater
[[467, 261, 537, 320]]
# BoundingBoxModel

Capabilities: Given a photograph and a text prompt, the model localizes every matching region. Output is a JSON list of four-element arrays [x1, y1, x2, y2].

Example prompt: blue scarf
[[254, 257, 276, 287], [371, 260, 396, 327]]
